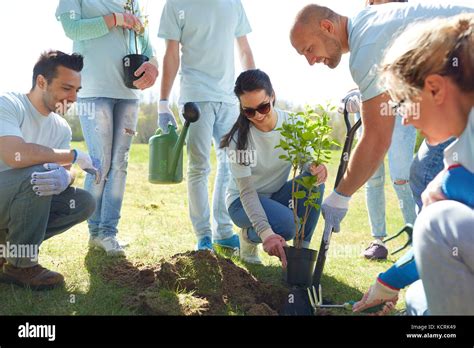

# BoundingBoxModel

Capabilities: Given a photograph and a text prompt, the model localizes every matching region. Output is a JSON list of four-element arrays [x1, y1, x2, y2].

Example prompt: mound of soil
[[104, 250, 288, 316]]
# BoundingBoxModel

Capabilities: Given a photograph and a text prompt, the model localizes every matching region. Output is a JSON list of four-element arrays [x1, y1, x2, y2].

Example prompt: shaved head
[[292, 4, 339, 30], [290, 4, 347, 69]]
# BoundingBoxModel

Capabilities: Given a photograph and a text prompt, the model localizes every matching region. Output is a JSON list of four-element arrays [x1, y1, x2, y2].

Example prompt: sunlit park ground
[[0, 142, 409, 315]]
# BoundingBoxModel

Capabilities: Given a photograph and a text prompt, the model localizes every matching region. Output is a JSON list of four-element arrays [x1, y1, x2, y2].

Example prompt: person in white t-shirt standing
[[157, 0, 255, 252], [56, 0, 159, 256], [339, 0, 417, 260]]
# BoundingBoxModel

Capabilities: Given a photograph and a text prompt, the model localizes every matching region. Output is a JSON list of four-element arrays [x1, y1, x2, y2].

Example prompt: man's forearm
[[236, 36, 255, 71], [159, 48, 180, 100], [240, 49, 255, 70], [2, 141, 75, 169], [336, 132, 390, 196]]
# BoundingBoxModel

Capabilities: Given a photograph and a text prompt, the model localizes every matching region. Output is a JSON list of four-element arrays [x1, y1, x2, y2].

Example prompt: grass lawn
[[0, 141, 409, 315]]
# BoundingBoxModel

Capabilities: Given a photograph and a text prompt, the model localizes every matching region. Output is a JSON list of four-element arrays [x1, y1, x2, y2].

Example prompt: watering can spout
[[168, 103, 201, 176]]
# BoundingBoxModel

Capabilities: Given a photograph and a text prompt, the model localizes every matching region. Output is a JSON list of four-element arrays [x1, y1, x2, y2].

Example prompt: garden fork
[[383, 224, 413, 255]]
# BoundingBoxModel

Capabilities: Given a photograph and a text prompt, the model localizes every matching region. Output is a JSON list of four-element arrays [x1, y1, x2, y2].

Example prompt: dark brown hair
[[220, 69, 275, 153], [32, 50, 84, 89]]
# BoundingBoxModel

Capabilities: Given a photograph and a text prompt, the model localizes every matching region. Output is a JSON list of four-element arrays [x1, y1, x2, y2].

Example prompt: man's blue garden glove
[[31, 163, 71, 196], [158, 100, 178, 133], [321, 190, 351, 234]]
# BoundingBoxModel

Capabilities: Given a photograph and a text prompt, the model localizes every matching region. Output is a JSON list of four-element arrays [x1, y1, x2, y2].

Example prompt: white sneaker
[[238, 228, 262, 264], [88, 236, 129, 248], [89, 236, 126, 257]]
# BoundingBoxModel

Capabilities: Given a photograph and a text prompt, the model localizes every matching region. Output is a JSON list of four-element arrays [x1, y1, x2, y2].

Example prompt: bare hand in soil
[[263, 234, 288, 268]]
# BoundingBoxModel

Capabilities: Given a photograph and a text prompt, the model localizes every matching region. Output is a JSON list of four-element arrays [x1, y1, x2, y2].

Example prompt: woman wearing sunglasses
[[220, 69, 327, 267]]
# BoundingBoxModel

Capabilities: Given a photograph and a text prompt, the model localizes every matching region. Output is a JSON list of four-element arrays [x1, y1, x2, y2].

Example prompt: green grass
[[0, 142, 408, 315]]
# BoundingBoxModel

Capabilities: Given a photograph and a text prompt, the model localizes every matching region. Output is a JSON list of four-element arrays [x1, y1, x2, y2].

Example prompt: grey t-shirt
[[226, 108, 294, 208], [0, 92, 72, 172]]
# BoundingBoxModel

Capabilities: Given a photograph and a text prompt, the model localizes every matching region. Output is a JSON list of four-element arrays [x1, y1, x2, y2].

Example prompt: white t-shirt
[[158, 0, 252, 104], [225, 108, 295, 208], [348, 3, 473, 101], [0, 92, 71, 172]]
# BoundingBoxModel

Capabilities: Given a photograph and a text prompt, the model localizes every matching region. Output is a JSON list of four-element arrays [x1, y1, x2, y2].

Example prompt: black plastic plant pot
[[283, 246, 318, 287], [123, 54, 149, 89]]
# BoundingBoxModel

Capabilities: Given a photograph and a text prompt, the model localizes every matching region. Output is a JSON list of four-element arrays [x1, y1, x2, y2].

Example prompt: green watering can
[[148, 102, 200, 184]]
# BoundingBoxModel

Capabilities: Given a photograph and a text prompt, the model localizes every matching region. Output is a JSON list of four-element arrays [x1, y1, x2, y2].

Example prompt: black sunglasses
[[242, 101, 272, 118]]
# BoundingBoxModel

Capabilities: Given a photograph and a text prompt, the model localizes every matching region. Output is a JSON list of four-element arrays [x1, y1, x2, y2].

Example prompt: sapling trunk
[[132, 0, 139, 54], [300, 186, 314, 247], [291, 165, 299, 246]]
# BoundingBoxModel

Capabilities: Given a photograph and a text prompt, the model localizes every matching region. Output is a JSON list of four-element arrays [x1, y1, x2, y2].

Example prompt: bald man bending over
[[289, 3, 472, 236]]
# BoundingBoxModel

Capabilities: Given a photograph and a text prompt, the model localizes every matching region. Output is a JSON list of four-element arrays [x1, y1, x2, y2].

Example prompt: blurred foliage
[[65, 98, 363, 149]]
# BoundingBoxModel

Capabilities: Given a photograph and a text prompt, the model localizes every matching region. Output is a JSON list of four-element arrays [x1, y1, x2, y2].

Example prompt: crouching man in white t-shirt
[[0, 50, 99, 290]]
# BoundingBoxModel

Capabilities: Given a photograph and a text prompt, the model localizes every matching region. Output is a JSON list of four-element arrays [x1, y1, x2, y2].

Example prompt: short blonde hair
[[381, 13, 474, 103]]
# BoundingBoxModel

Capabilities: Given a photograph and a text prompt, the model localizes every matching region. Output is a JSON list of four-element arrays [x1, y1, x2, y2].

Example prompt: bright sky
[[0, 0, 471, 106]]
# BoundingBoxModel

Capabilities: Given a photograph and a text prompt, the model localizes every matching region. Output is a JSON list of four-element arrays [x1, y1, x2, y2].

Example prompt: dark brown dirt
[[104, 250, 288, 316]]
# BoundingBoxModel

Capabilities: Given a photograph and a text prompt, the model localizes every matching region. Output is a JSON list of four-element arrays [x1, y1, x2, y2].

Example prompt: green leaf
[[302, 132, 316, 141], [293, 191, 306, 199]]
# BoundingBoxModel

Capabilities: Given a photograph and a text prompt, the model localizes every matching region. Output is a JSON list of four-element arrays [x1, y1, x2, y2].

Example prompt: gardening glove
[[353, 278, 399, 315], [321, 190, 350, 233], [31, 163, 71, 196], [309, 163, 328, 185], [133, 59, 159, 90], [72, 149, 101, 184], [158, 100, 178, 133], [263, 234, 288, 268], [421, 170, 447, 208], [338, 90, 361, 114]]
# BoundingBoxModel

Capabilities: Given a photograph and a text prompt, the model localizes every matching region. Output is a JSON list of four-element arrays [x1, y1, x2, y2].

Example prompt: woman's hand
[[262, 234, 288, 268], [353, 278, 399, 315], [113, 12, 143, 33], [422, 170, 447, 208], [309, 163, 328, 185], [133, 61, 159, 90]]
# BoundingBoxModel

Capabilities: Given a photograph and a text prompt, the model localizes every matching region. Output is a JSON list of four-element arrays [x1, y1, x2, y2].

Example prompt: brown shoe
[[0, 263, 64, 291]]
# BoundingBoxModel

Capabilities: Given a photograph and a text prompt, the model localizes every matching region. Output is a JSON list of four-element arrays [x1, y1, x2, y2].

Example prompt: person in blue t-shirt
[[157, 0, 256, 254]]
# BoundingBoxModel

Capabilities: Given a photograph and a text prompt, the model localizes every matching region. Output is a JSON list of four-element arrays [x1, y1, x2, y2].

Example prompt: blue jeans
[[184, 102, 238, 240], [361, 115, 417, 238], [228, 173, 325, 247], [409, 138, 455, 212], [79, 97, 139, 238]]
